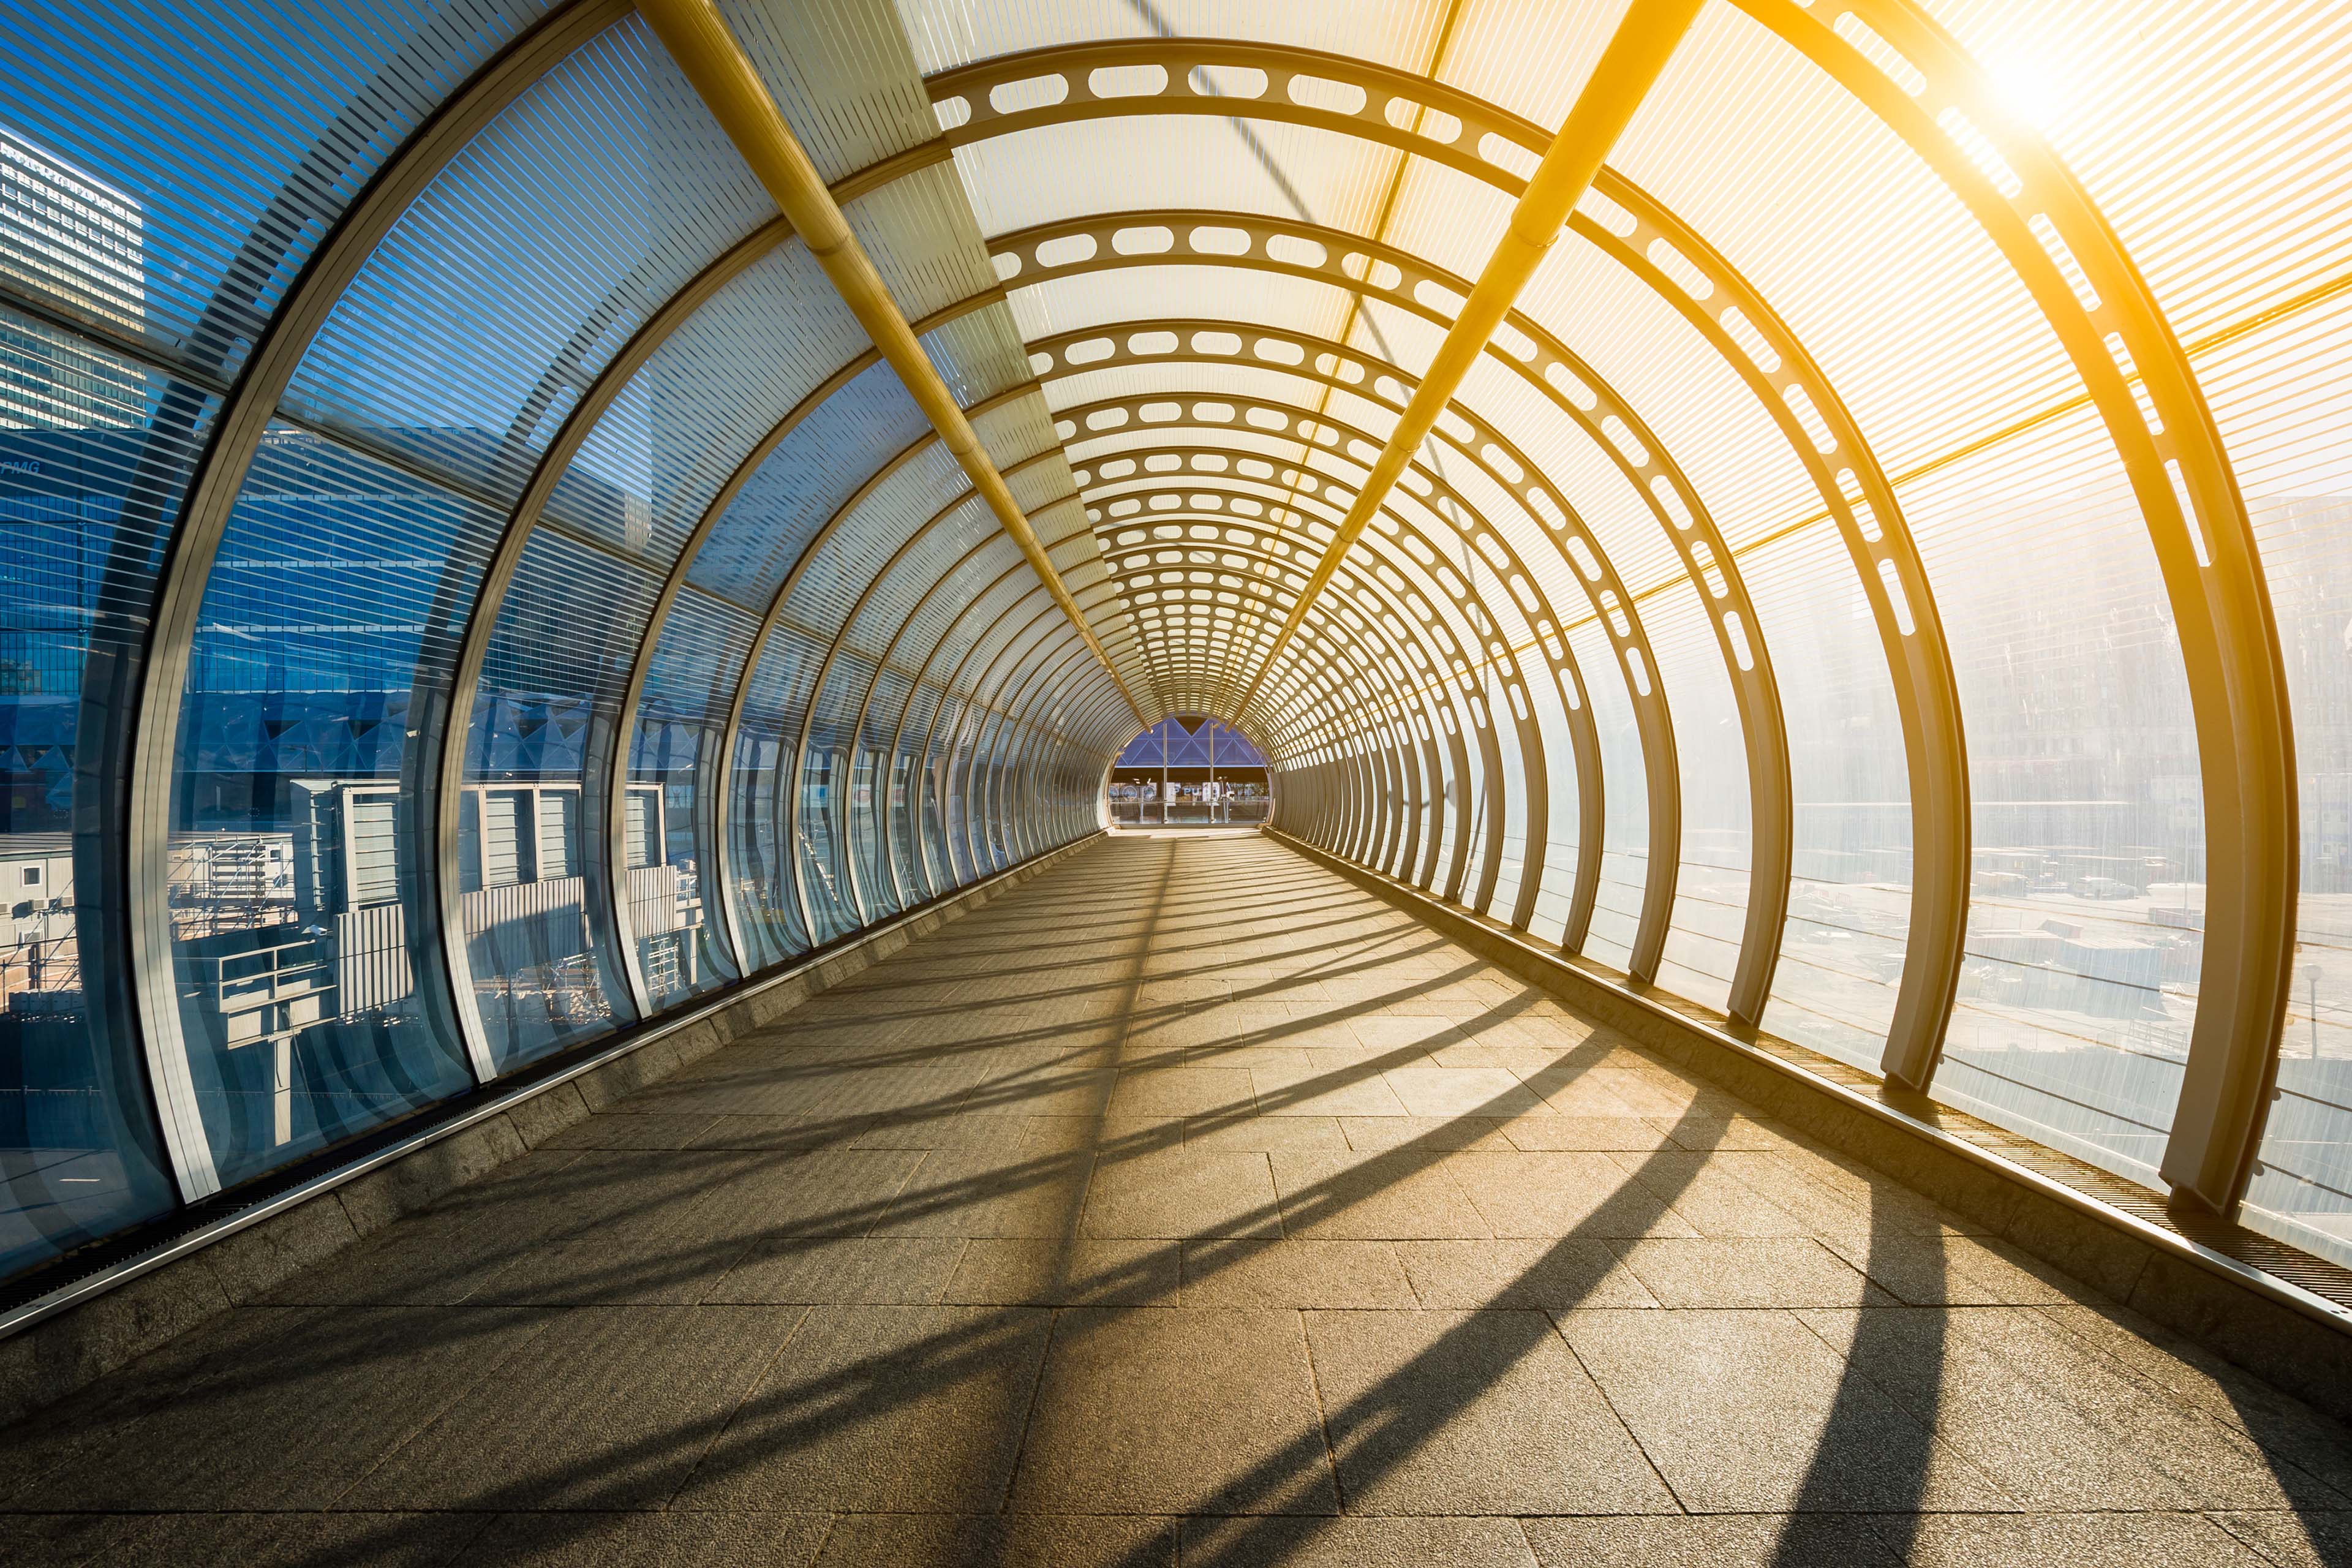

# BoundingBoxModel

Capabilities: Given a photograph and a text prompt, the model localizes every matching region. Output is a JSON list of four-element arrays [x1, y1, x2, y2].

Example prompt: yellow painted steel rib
[[1231, 0, 1707, 725], [637, 0, 1153, 730]]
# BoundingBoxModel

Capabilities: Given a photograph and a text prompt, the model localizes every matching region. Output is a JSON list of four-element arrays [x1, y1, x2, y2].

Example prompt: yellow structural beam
[[638, 0, 1153, 729], [1232, 0, 1707, 725]]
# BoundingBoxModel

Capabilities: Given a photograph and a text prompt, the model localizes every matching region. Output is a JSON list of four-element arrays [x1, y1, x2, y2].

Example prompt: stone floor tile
[[1820, 1226, 2080, 1306], [469, 1510, 832, 1566], [711, 1237, 968, 1305], [1522, 1513, 1901, 1567], [39, 1512, 493, 1568], [1653, 1112, 1803, 1153], [1122, 1003, 1294, 1054], [810, 1513, 1175, 1567], [1419, 1038, 1537, 1072], [1186, 1113, 1351, 1152], [1011, 1307, 1340, 1515], [1359, 994, 1488, 1020], [541, 1113, 721, 1151], [1613, 1237, 1893, 1309], [685, 1150, 929, 1244], [9, 834, 2345, 1568], [1762, 1147, 1992, 1238], [1602, 1152, 1816, 1238], [13, 1306, 559, 1510], [687, 1115, 876, 1152], [1303, 1308, 1676, 1515], [1557, 1307, 2011, 1513], [465, 1158, 794, 1306], [1378, 1066, 1549, 1119], [254, 1151, 603, 1306], [2030, 1302, 2352, 1503], [1250, 1061, 1415, 1117], [2211, 1510, 2352, 1568], [1891, 1512, 2271, 1566], [1934, 1306, 2335, 1511], [1268, 1148, 1493, 1240], [943, 1237, 1181, 1307], [848, 1110, 1041, 1150], [1346, 1015, 1477, 1057], [1513, 1067, 1652, 1118], [343, 1305, 802, 1510], [1498, 1115, 1672, 1152], [1396, 1238, 1659, 1311], [1187, 1044, 1327, 1076], [1104, 1066, 1258, 1118], [1180, 1239, 1418, 1308], [680, 1305, 1053, 1513], [1138, 976, 1231, 1005], [965, 1066, 1121, 1120], [635, 1057, 987, 1120], [1023, 1113, 1183, 1155], [1079, 1148, 1281, 1238], [873, 1147, 1096, 1238], [1793, 1305, 2195, 1510], [0, 1515, 126, 1568], [1449, 1152, 1702, 1240], [1179, 1515, 1539, 1567], [1338, 1115, 1517, 1152]]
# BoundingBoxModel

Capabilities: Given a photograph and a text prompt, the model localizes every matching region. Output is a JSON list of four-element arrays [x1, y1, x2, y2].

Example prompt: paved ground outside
[[4, 834, 2348, 1566]]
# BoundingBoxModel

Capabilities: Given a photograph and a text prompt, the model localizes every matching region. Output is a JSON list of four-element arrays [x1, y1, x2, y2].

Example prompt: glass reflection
[[0, 302, 187, 1274], [459, 533, 655, 1071], [168, 429, 489, 1185]]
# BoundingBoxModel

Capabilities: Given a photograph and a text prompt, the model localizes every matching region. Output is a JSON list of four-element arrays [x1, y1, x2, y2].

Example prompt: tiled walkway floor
[[6, 835, 2350, 1566]]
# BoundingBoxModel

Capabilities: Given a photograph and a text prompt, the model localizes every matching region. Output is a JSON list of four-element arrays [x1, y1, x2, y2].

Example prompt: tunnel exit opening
[[1106, 714, 1272, 829]]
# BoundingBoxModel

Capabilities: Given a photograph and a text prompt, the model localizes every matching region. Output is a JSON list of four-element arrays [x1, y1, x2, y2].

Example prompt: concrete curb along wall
[[0, 832, 1108, 1430], [1268, 829, 2352, 1423]]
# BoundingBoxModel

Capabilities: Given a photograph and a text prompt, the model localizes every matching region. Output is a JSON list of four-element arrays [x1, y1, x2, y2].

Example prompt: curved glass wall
[[0, 0, 2348, 1302], [169, 428, 488, 1184], [0, 0, 1131, 1283]]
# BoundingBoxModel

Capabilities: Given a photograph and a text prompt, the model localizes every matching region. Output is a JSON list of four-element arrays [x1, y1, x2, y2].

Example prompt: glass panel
[[286, 16, 772, 509], [459, 533, 658, 1071], [0, 307, 191, 1276], [1572, 620, 1645, 970], [895, 679, 944, 900], [1432, 709, 1461, 892], [1912, 411, 2199, 1190], [1650, 581, 1749, 1017], [685, 363, 925, 611], [858, 665, 914, 911], [939, 688, 977, 887], [848, 744, 889, 917], [1484, 668, 1526, 922], [979, 722, 1014, 869], [7, 1, 552, 384], [731, 623, 824, 964], [1526, 657, 1581, 945], [551, 240, 864, 568], [2217, 293, 2352, 1266], [169, 427, 489, 1186], [1746, 526, 1912, 1072], [629, 587, 753, 1008], [796, 736, 855, 941]]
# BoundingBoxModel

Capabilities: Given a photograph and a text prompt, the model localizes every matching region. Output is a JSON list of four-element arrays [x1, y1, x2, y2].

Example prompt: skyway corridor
[[4, 835, 2346, 1567]]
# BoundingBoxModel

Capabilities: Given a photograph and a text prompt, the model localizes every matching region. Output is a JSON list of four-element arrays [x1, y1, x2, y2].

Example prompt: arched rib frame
[[999, 213, 1787, 1010], [1096, 508, 1485, 901], [1082, 472, 1544, 921], [1066, 397, 1605, 937]]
